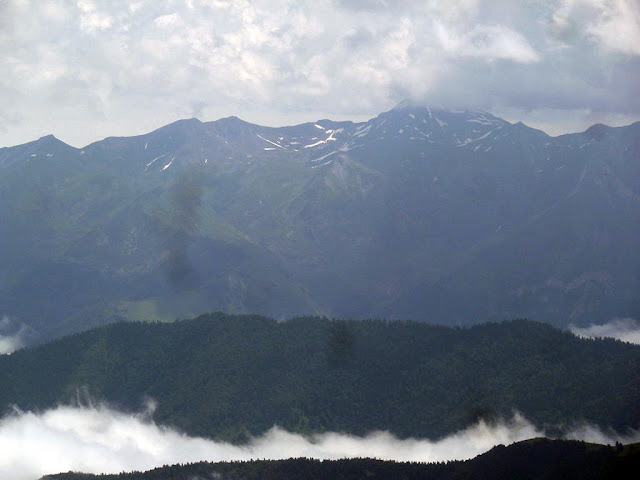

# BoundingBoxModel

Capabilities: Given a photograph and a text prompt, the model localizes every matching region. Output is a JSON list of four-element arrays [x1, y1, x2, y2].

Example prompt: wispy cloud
[[553, 0, 640, 55], [0, 404, 638, 480], [570, 318, 640, 345], [0, 316, 32, 355], [435, 22, 540, 63]]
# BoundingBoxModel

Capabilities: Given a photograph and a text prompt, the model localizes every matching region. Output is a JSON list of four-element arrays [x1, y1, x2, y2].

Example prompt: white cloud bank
[[570, 318, 640, 345], [0, 405, 639, 480], [0, 335, 23, 355], [0, 316, 31, 355], [0, 0, 638, 147]]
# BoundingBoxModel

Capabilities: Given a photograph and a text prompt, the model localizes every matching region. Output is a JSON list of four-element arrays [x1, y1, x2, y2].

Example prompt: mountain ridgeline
[[2, 314, 639, 442], [0, 105, 639, 340]]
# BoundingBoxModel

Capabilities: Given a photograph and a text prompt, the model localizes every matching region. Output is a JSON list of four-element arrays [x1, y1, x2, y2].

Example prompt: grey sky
[[1, 0, 638, 147]]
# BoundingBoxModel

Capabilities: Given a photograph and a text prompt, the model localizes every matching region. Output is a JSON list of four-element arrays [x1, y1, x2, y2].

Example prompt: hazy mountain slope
[[0, 106, 638, 340], [1, 314, 639, 442], [40, 439, 640, 480]]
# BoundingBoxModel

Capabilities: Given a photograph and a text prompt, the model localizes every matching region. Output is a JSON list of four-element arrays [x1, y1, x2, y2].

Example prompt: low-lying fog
[[0, 316, 30, 355], [570, 318, 640, 344], [1, 404, 638, 480]]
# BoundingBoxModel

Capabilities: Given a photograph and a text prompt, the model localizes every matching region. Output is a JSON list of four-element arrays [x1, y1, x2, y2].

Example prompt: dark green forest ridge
[[2, 313, 639, 442], [42, 439, 640, 480]]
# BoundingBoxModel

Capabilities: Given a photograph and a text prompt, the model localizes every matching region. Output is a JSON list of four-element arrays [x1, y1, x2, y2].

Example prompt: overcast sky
[[1, 0, 639, 148]]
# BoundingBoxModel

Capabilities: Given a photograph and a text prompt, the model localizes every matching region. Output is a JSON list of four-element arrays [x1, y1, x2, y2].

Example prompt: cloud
[[0, 335, 23, 355], [435, 22, 540, 63], [553, 0, 640, 55], [570, 318, 640, 344], [0, 0, 638, 147], [77, 0, 113, 33], [1, 404, 638, 480], [0, 316, 34, 355]]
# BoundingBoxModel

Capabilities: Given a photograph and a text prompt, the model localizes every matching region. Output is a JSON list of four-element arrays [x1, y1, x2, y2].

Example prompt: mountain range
[[1, 104, 638, 341]]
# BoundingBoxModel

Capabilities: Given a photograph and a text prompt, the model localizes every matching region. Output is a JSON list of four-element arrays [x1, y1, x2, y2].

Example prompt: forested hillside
[[41, 439, 640, 480], [2, 313, 639, 442]]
